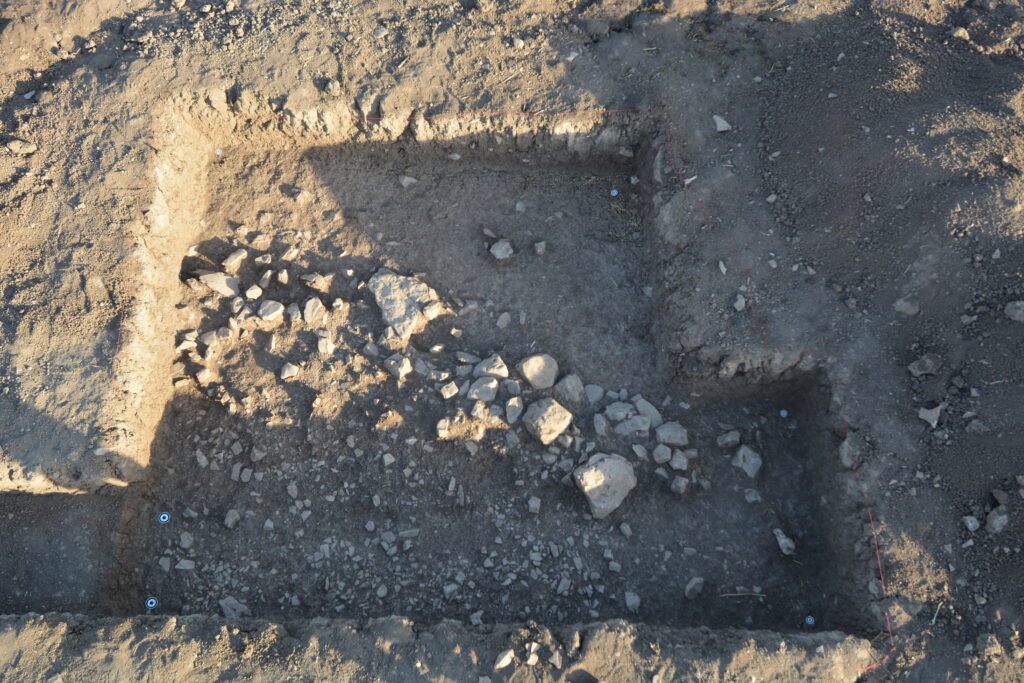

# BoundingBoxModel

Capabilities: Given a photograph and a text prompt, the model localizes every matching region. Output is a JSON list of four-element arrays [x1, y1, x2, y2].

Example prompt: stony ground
[[2, 0, 1024, 680]]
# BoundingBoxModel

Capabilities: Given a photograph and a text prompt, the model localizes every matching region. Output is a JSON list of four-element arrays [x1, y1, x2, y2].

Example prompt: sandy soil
[[2, 0, 1024, 680]]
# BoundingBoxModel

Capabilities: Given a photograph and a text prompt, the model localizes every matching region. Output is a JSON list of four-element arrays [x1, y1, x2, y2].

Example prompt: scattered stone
[[908, 354, 942, 378], [224, 509, 241, 529], [670, 476, 689, 496], [384, 354, 412, 380], [632, 396, 663, 427], [624, 591, 640, 612], [713, 115, 732, 132], [773, 528, 796, 555], [523, 399, 573, 445], [317, 337, 336, 356], [670, 450, 694, 471], [489, 239, 514, 260], [733, 294, 746, 312], [534, 241, 547, 255], [475, 354, 509, 378], [440, 381, 459, 400], [593, 413, 610, 437], [716, 430, 741, 448], [604, 401, 635, 422], [574, 452, 637, 519], [398, 175, 418, 188], [506, 397, 524, 424], [258, 300, 285, 321], [986, 506, 1009, 534], [528, 496, 541, 514], [614, 415, 650, 438], [893, 295, 920, 316], [199, 272, 241, 297], [732, 445, 762, 478], [554, 374, 585, 405], [245, 285, 262, 300], [222, 249, 247, 271], [652, 444, 672, 464], [303, 296, 325, 323], [684, 577, 705, 599], [5, 139, 37, 155], [367, 269, 445, 341], [918, 404, 943, 429], [1005, 301, 1024, 323], [494, 649, 515, 670], [218, 596, 251, 619], [179, 531, 194, 549], [280, 362, 299, 380], [963, 515, 981, 532], [468, 377, 499, 402], [518, 354, 558, 390], [175, 559, 195, 570], [585, 384, 604, 403], [655, 422, 689, 447]]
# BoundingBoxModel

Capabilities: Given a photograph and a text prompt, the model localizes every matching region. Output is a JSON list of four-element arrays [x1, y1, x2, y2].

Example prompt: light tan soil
[[2, 0, 1024, 679]]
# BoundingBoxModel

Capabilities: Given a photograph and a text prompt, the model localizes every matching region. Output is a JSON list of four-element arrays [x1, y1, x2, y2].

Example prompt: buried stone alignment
[[95, 109, 878, 632]]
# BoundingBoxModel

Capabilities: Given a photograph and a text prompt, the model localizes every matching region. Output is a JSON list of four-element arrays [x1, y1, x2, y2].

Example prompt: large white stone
[[518, 353, 559, 389], [198, 271, 240, 297], [367, 268, 444, 341], [574, 452, 637, 519]]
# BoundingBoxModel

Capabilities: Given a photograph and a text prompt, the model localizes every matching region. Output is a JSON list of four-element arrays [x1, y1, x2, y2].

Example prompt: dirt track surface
[[2, 0, 1024, 680], [0, 615, 877, 682]]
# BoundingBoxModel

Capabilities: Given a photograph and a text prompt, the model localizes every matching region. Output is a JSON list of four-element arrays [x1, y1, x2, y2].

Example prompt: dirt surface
[[2, 0, 1024, 680], [0, 614, 875, 682]]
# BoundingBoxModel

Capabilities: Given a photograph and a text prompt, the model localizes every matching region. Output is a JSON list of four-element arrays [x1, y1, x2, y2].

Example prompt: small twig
[[931, 602, 943, 625], [718, 592, 767, 598]]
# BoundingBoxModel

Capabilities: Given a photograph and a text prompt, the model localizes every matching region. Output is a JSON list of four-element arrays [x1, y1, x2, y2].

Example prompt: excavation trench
[[4, 107, 875, 635]]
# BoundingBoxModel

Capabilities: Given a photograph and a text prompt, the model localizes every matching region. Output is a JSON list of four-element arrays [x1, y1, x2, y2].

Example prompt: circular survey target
[[145, 597, 159, 610], [157, 512, 170, 524]]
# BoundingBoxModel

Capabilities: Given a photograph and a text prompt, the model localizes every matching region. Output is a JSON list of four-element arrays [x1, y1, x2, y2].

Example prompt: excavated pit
[[3, 111, 875, 635]]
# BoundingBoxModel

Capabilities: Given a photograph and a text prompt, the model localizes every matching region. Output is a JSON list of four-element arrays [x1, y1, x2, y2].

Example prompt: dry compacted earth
[[2, 0, 1024, 680]]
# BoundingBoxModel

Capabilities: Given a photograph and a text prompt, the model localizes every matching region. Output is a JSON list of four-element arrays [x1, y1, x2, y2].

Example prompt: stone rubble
[[162, 238, 832, 626]]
